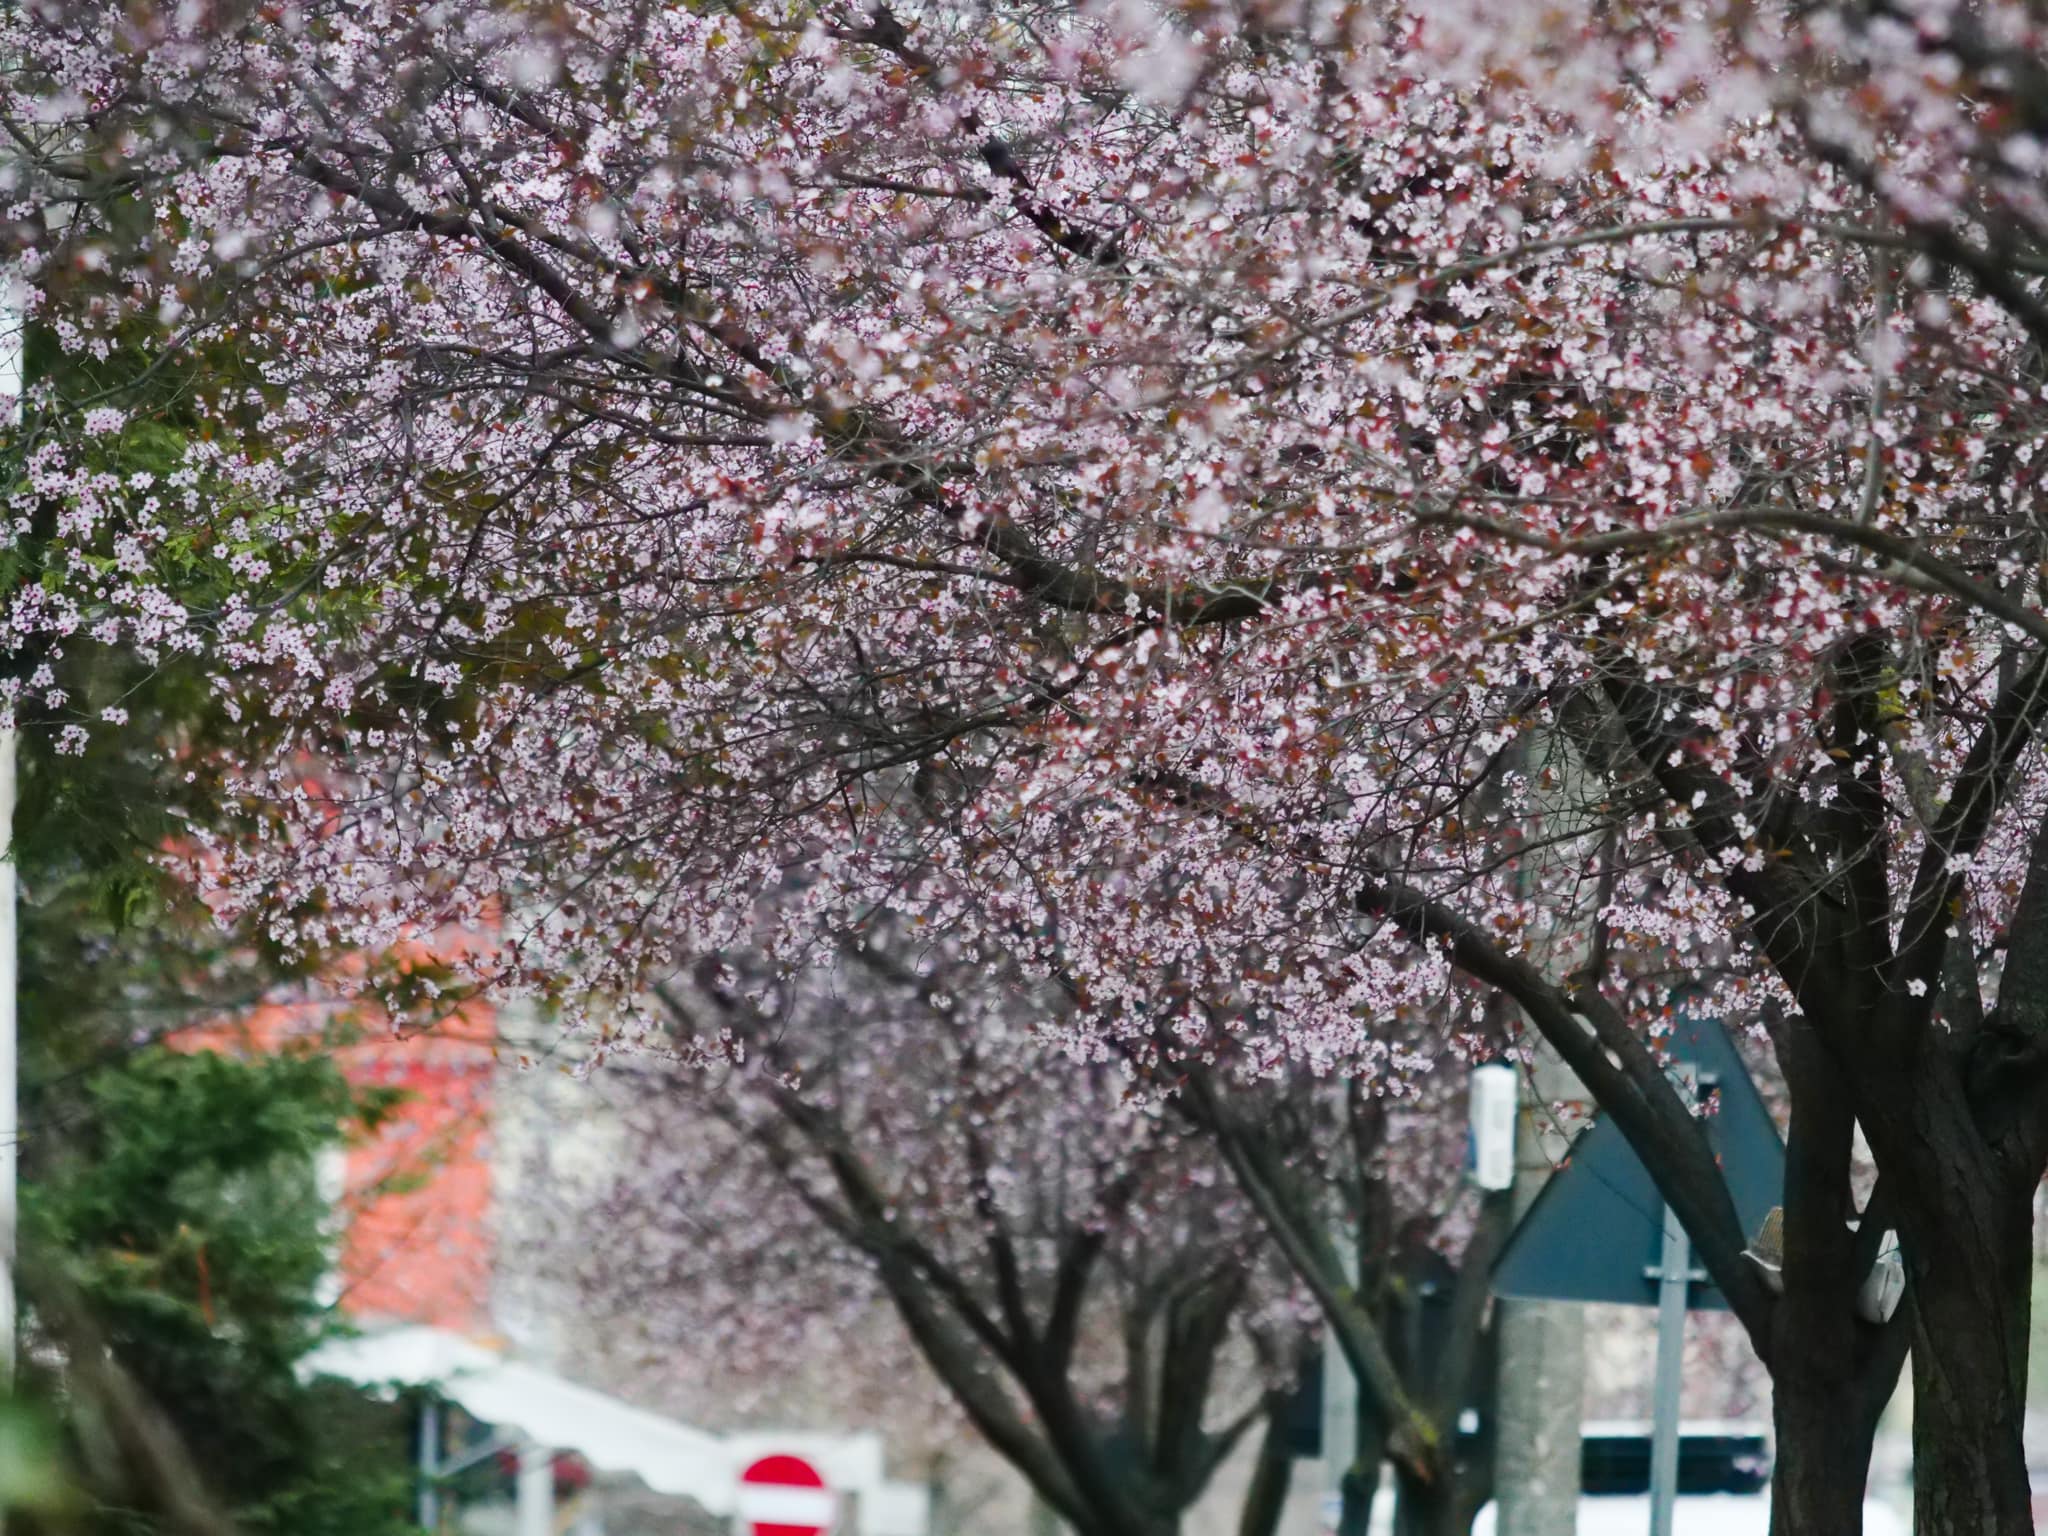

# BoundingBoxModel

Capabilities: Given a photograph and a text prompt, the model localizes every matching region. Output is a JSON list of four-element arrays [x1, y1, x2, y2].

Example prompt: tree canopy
[[9, 0, 2048, 1530]]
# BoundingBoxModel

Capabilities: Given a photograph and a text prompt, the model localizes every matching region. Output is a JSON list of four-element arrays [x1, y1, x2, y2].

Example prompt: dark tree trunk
[[1910, 1348, 2033, 1536], [1770, 1370, 1883, 1535], [1907, 1260, 2034, 1536], [1389, 1464, 1469, 1536], [1767, 1018, 1895, 1535], [1886, 1055, 2038, 1536], [1336, 1406, 1388, 1536], [1236, 1404, 1295, 1536]]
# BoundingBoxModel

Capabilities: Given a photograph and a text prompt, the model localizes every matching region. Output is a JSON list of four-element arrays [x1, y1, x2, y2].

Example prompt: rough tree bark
[[1357, 638, 2048, 1535], [1885, 1035, 2043, 1536]]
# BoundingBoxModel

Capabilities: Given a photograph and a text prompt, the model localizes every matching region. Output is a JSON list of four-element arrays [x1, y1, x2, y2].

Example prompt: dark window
[[1580, 1434, 1772, 1496]]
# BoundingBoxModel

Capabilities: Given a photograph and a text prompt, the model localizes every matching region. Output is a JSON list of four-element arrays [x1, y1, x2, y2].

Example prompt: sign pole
[[416, 1396, 441, 1531], [1646, 1063, 1699, 1536], [1647, 1200, 1689, 1536]]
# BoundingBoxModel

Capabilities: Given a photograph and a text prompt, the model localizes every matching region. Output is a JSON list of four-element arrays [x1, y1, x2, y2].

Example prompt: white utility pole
[[0, 722, 14, 1390], [1321, 1237, 1360, 1527], [1, 283, 24, 1392], [1493, 1047, 1587, 1536]]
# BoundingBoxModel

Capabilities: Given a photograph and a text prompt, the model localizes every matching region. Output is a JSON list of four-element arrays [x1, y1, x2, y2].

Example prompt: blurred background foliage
[[3, 290, 426, 1533]]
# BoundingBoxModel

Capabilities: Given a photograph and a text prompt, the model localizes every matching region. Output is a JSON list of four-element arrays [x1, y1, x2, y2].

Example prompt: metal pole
[[1647, 1063, 1697, 1536], [1647, 1200, 1689, 1536], [416, 1395, 441, 1532]]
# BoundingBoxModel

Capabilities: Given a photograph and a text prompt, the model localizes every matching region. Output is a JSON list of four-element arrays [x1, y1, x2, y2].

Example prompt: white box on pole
[[1468, 1062, 1517, 1191]]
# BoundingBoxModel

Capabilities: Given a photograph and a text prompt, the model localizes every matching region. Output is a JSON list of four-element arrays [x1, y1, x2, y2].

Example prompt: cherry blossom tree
[[562, 924, 1501, 1536], [1178, 1055, 1503, 1536], [566, 928, 1316, 1536], [10, 0, 2048, 1530]]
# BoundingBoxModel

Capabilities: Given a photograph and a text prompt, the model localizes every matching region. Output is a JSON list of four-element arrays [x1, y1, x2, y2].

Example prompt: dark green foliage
[[19, 1049, 421, 1536]]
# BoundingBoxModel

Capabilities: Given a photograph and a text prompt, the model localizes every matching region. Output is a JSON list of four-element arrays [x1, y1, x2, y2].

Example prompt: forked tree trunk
[[1766, 1019, 1897, 1536], [1766, 1251, 1896, 1536]]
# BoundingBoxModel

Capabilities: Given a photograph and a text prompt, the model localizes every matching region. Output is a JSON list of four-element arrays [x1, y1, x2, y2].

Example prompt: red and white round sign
[[738, 1453, 836, 1536]]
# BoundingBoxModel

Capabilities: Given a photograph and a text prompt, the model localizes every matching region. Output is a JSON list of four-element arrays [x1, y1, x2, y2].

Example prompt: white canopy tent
[[305, 1326, 930, 1536]]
